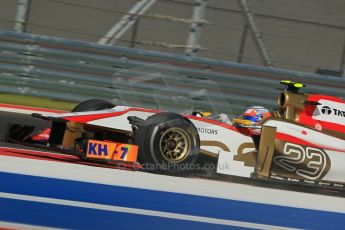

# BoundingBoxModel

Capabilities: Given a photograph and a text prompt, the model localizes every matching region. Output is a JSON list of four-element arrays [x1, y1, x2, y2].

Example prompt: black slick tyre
[[71, 99, 114, 112], [135, 112, 200, 175]]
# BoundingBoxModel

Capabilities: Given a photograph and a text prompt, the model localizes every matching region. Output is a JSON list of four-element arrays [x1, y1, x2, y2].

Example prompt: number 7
[[120, 147, 128, 159]]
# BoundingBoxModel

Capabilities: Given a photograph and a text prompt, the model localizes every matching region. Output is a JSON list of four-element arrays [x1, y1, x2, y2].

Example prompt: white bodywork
[[264, 119, 345, 182], [313, 99, 345, 125], [46, 106, 256, 178], [190, 118, 255, 177], [42, 105, 345, 183]]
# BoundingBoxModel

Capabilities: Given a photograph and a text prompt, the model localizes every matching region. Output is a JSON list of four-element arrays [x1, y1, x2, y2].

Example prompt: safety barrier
[[0, 30, 344, 114]]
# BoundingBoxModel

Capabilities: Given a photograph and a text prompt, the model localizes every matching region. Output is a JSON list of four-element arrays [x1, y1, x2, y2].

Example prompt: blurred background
[[1, 0, 345, 75], [0, 0, 345, 113]]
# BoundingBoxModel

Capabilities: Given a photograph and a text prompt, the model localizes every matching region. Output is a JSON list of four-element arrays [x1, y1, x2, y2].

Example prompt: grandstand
[[0, 0, 344, 74]]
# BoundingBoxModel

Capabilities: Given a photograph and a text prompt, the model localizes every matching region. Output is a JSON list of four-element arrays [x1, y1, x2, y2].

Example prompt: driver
[[231, 106, 271, 135], [193, 106, 271, 133]]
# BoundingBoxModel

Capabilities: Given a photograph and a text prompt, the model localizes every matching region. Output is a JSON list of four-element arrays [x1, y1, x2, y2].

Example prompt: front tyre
[[135, 112, 200, 175], [71, 99, 114, 112]]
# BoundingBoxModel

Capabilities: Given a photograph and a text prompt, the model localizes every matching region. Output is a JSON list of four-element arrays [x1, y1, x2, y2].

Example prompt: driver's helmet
[[233, 106, 271, 128]]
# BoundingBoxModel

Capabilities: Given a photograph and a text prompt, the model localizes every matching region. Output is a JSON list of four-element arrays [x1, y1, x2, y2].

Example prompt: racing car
[[5, 80, 345, 189]]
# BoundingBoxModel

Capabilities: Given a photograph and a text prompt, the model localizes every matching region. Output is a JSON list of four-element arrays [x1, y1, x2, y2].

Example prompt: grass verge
[[0, 93, 77, 111]]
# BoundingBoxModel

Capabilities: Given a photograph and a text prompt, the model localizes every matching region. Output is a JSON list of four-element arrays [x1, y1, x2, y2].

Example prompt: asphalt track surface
[[1, 109, 345, 229]]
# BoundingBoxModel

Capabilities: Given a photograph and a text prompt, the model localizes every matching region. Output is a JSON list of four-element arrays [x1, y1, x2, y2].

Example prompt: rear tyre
[[135, 112, 200, 175], [71, 99, 114, 112]]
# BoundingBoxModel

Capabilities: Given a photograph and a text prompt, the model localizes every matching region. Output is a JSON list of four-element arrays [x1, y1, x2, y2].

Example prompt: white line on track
[[0, 146, 74, 157], [0, 221, 63, 230], [0, 192, 298, 230], [0, 104, 65, 114], [0, 107, 36, 114], [1, 155, 345, 214]]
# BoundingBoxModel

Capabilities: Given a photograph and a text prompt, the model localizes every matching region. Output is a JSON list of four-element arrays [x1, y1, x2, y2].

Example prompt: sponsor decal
[[318, 181, 331, 186], [287, 178, 300, 182], [333, 183, 344, 188], [303, 179, 315, 184], [313, 100, 345, 126], [197, 127, 218, 135], [270, 175, 284, 180], [321, 106, 332, 115], [86, 140, 138, 162], [314, 123, 322, 131], [269, 174, 345, 190], [272, 142, 331, 180], [321, 105, 345, 117]]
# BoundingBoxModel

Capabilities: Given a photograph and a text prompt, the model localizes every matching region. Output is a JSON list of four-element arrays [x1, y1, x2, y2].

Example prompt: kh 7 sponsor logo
[[86, 140, 138, 162], [321, 105, 345, 117]]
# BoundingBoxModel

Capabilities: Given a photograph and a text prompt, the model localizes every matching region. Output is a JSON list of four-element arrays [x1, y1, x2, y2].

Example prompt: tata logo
[[321, 105, 345, 117], [321, 106, 332, 115]]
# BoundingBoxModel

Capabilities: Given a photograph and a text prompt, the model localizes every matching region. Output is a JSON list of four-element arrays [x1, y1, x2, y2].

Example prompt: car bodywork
[[253, 86, 345, 189], [29, 106, 255, 172], [6, 81, 345, 189]]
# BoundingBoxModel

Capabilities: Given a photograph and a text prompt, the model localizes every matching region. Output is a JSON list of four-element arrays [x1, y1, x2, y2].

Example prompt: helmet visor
[[242, 115, 260, 122]]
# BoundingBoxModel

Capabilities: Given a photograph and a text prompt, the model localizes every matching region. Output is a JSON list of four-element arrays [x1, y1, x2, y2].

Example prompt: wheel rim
[[159, 127, 191, 163]]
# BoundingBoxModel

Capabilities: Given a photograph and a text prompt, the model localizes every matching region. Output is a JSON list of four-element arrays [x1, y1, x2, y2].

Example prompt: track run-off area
[[1, 104, 345, 229]]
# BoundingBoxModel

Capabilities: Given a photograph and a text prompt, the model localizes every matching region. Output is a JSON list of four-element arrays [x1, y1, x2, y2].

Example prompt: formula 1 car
[[5, 80, 345, 189]]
